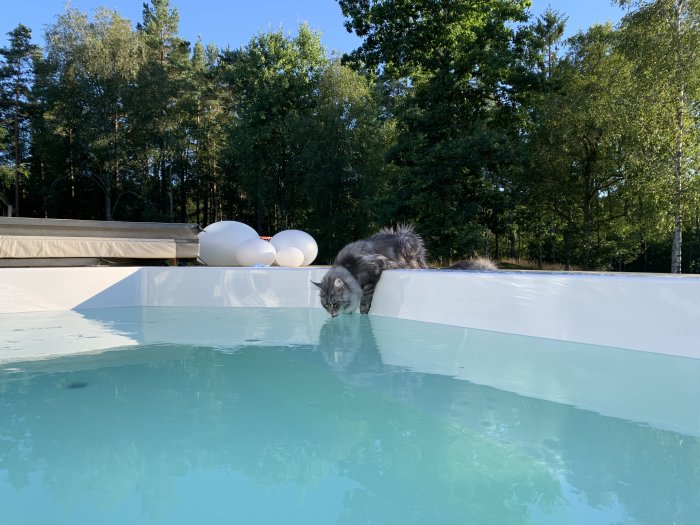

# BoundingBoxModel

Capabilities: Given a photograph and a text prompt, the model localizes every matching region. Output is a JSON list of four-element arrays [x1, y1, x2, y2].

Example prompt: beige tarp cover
[[0, 235, 178, 259], [0, 217, 200, 262]]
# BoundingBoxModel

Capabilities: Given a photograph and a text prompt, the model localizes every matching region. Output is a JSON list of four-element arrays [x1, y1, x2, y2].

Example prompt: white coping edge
[[0, 266, 698, 358]]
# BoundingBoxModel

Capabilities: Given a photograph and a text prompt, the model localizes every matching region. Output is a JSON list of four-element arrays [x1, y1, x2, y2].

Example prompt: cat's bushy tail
[[445, 257, 498, 271], [377, 223, 416, 236], [376, 224, 428, 269]]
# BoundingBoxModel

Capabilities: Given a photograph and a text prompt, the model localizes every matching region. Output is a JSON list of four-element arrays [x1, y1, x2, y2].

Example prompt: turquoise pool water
[[1, 307, 699, 524]]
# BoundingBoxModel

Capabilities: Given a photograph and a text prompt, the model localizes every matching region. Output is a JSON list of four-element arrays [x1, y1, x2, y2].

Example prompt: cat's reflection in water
[[317, 314, 383, 374]]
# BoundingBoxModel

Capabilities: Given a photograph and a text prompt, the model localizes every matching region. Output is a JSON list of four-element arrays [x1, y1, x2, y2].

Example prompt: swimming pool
[[2, 306, 699, 524], [1, 267, 699, 524]]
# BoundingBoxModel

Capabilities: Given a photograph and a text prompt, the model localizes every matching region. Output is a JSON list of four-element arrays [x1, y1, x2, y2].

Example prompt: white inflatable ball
[[270, 230, 318, 266], [235, 238, 277, 267], [275, 246, 305, 268], [199, 221, 259, 266]]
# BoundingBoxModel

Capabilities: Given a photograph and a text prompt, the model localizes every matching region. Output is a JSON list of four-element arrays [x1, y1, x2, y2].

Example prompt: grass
[[495, 258, 576, 271]]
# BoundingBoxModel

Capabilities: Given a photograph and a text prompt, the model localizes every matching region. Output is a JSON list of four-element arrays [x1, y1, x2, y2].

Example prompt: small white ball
[[235, 238, 277, 267], [275, 246, 305, 268], [269, 230, 318, 266], [199, 221, 259, 266]]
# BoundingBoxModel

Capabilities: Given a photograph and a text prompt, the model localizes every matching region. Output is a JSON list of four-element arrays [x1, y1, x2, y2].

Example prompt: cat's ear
[[333, 277, 345, 289], [310, 281, 322, 289]]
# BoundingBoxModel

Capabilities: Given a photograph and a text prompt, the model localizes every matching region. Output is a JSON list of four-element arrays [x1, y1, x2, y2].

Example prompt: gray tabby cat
[[313, 225, 428, 316]]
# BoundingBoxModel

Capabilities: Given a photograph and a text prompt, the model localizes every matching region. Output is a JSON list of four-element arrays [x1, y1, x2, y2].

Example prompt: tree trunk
[[105, 184, 113, 221], [671, 0, 685, 273], [582, 198, 593, 270], [168, 163, 174, 222], [13, 88, 21, 216]]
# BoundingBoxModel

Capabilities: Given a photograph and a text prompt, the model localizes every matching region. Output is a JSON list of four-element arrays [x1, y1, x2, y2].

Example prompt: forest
[[0, 0, 699, 271]]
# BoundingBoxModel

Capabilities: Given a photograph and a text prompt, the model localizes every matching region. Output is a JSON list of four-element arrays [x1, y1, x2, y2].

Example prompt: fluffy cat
[[313, 225, 428, 316]]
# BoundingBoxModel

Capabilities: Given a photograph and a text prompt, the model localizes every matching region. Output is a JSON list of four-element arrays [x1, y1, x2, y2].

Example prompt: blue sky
[[2, 1, 626, 53]]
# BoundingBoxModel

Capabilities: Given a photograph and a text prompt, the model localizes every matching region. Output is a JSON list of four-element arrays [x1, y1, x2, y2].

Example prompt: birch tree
[[617, 0, 700, 272], [42, 8, 143, 220]]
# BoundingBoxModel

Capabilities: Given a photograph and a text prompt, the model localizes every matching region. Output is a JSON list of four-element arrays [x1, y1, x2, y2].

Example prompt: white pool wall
[[371, 269, 700, 358], [0, 266, 698, 358]]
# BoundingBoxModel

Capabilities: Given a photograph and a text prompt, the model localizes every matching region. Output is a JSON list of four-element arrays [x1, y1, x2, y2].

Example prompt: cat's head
[[312, 271, 359, 316]]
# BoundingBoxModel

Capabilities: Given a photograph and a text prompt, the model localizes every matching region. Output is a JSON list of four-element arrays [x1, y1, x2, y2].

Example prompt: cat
[[312, 225, 428, 316], [445, 257, 498, 271]]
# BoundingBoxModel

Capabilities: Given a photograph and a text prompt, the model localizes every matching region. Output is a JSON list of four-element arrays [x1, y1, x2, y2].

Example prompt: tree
[[300, 60, 396, 258], [337, 0, 533, 260], [40, 8, 144, 220], [135, 0, 191, 222], [0, 24, 39, 216], [219, 25, 327, 234], [531, 8, 568, 81], [524, 24, 642, 270], [504, 8, 569, 267], [617, 0, 700, 272], [187, 38, 226, 225]]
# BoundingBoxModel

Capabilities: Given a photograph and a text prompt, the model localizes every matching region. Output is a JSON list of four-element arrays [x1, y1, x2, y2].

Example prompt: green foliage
[[217, 25, 396, 261], [218, 25, 327, 233], [0, 0, 698, 271], [521, 24, 637, 269], [134, 0, 192, 222], [511, 2, 700, 272], [299, 60, 397, 258], [338, 0, 533, 259], [0, 23, 39, 215], [615, 0, 700, 272], [36, 8, 144, 220], [185, 39, 226, 226]]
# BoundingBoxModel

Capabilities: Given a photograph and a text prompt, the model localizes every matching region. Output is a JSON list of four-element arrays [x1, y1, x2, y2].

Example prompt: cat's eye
[[332, 302, 339, 309]]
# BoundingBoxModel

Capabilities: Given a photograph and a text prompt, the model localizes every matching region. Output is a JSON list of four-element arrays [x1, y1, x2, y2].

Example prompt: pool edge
[[0, 266, 698, 358]]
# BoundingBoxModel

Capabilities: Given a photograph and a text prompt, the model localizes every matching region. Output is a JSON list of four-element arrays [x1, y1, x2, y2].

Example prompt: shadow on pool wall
[[1, 317, 698, 525]]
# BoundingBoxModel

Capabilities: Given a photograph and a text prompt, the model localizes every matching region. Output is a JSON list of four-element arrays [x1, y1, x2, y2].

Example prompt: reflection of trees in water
[[375, 370, 700, 525], [0, 342, 554, 523], [317, 315, 700, 524], [0, 334, 698, 524], [544, 406, 700, 525]]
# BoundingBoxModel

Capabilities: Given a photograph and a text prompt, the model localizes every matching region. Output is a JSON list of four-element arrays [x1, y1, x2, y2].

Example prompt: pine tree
[[188, 39, 225, 225], [0, 24, 38, 216], [135, 0, 191, 221]]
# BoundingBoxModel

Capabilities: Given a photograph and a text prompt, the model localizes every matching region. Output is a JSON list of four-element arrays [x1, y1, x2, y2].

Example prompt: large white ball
[[270, 230, 318, 266], [235, 238, 277, 267], [199, 221, 259, 266], [275, 246, 305, 268]]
